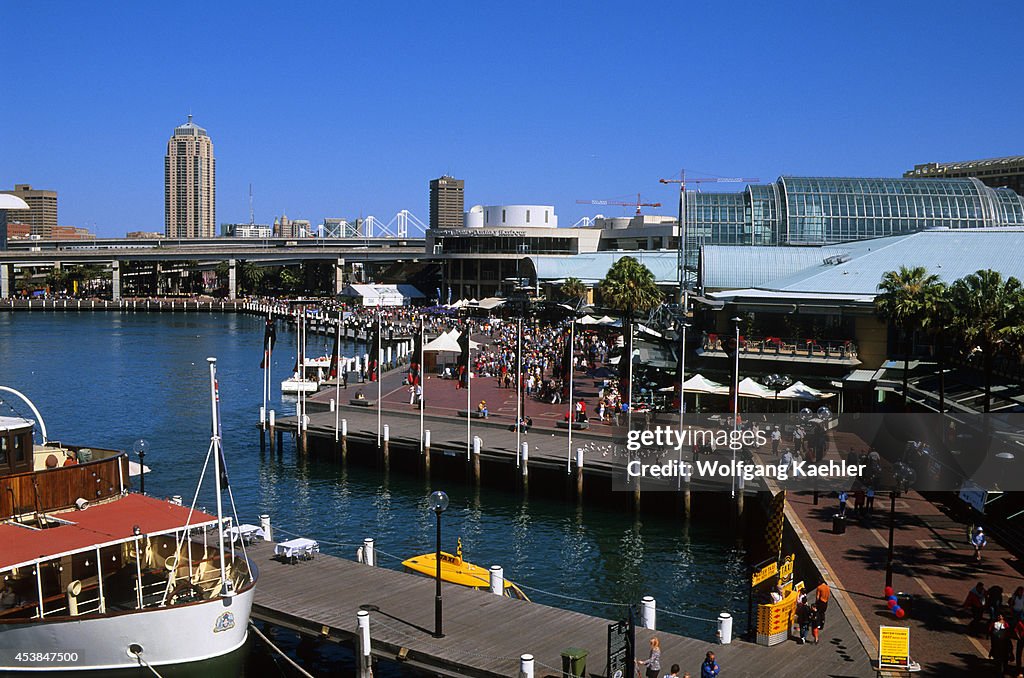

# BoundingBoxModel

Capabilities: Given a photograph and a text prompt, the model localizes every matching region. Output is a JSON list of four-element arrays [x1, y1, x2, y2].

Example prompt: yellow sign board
[[879, 626, 910, 669], [778, 554, 794, 588], [752, 561, 778, 588]]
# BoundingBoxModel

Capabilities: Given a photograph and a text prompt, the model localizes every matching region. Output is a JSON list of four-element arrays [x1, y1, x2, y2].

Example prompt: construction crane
[[659, 170, 760, 296], [659, 170, 760, 191], [576, 193, 662, 215]]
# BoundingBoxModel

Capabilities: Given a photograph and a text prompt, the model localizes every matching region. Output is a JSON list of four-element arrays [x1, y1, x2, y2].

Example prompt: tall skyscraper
[[0, 184, 58, 237], [429, 175, 464, 229], [165, 115, 216, 238]]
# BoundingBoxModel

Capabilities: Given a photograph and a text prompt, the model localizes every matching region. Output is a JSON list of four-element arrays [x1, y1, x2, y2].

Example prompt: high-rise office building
[[0, 184, 58, 237], [429, 175, 464, 229], [165, 115, 216, 238]]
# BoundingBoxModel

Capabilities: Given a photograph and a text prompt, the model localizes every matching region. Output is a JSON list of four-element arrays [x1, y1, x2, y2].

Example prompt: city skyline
[[3, 2, 1023, 238]]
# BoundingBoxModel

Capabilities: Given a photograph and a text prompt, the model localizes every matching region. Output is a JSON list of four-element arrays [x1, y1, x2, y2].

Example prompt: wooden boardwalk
[[247, 541, 875, 678]]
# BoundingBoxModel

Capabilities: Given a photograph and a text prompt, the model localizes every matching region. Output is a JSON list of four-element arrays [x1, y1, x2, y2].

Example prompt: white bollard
[[473, 435, 481, 456], [576, 448, 584, 469], [425, 429, 431, 449], [641, 595, 656, 630], [259, 406, 266, 428], [718, 612, 733, 644], [329, 399, 336, 412], [519, 654, 534, 678], [489, 565, 504, 596], [363, 538, 375, 567], [357, 610, 372, 678], [521, 443, 529, 468], [269, 410, 276, 428], [259, 514, 272, 542], [342, 419, 348, 437], [383, 424, 390, 442]]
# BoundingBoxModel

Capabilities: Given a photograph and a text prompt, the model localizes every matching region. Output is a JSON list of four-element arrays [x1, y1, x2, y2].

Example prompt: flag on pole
[[368, 314, 381, 382], [329, 318, 341, 378], [409, 323, 423, 386], [456, 323, 470, 389]]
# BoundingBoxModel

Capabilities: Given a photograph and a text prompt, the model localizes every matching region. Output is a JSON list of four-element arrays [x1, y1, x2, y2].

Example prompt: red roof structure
[[0, 494, 217, 571]]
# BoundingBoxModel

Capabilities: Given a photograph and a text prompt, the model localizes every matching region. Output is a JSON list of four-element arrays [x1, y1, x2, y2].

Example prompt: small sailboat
[[402, 538, 529, 601]]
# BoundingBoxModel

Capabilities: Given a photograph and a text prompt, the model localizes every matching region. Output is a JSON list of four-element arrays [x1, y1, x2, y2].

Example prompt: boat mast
[[207, 357, 230, 596]]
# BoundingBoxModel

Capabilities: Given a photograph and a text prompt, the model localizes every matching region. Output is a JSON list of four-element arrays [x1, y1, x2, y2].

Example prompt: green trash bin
[[560, 647, 587, 678]]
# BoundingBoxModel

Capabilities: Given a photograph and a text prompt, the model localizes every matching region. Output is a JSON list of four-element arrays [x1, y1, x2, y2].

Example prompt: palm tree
[[948, 269, 1024, 413], [875, 266, 944, 411], [598, 256, 662, 320], [924, 285, 953, 413], [560, 277, 587, 305]]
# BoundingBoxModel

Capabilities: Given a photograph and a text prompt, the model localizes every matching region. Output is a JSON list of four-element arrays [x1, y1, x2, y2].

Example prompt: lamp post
[[885, 461, 917, 588], [730, 316, 742, 499], [132, 439, 150, 495], [428, 490, 449, 638], [763, 374, 792, 408]]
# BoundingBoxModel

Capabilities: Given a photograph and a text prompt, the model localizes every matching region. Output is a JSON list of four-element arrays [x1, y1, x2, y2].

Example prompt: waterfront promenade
[[247, 540, 875, 678], [784, 486, 1021, 676]]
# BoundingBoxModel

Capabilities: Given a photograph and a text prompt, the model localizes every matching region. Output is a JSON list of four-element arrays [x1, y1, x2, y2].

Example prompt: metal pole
[[207, 358, 228, 595], [732, 318, 740, 499], [376, 311, 382, 448], [626, 322, 634, 433], [567, 320, 575, 473], [434, 508, 444, 637], [516, 317, 522, 467], [335, 310, 342, 443], [885, 491, 897, 588], [419, 316, 425, 454], [677, 321, 687, 490], [466, 320, 472, 460]]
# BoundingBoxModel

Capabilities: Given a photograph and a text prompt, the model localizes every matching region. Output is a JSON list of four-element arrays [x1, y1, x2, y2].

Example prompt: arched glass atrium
[[679, 175, 1024, 285]]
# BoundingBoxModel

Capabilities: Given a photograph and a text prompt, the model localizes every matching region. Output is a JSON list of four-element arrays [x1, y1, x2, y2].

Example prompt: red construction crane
[[576, 193, 662, 215]]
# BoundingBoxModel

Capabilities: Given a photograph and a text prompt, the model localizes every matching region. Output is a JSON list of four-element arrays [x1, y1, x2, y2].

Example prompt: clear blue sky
[[3, 1, 1022, 237]]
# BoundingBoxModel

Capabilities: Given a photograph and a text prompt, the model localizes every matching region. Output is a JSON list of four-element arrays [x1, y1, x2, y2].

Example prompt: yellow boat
[[402, 539, 530, 601]]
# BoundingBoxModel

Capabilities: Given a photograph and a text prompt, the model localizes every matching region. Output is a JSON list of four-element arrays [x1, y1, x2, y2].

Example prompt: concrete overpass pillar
[[1, 264, 12, 298], [111, 260, 122, 301], [154, 261, 163, 296], [335, 257, 346, 296], [228, 259, 237, 300]]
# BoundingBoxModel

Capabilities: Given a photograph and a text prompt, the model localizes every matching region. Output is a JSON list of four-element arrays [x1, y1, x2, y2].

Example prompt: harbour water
[[0, 311, 752, 676]]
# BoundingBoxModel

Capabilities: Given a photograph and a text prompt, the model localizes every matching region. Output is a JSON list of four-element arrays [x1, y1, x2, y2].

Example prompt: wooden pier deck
[[247, 541, 875, 678]]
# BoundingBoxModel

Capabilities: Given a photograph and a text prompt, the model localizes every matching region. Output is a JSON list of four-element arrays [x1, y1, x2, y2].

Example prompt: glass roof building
[[681, 176, 1024, 286]]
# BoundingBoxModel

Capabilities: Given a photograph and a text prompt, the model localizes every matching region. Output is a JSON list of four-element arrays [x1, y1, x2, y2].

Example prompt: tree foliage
[[598, 256, 662, 318]]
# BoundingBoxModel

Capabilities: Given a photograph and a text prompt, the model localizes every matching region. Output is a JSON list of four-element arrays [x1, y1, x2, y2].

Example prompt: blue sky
[[2, 2, 1022, 237]]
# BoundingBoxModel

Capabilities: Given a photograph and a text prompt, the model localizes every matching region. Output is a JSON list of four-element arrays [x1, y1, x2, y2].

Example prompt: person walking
[[636, 637, 661, 678], [770, 426, 781, 457], [664, 664, 681, 678], [796, 596, 811, 644], [808, 604, 822, 644], [971, 526, 988, 561], [815, 577, 831, 630], [699, 651, 720, 678]]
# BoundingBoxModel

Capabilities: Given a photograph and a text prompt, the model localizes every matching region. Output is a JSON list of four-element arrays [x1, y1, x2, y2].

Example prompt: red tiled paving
[[318, 335, 629, 439], [777, 454, 1022, 676]]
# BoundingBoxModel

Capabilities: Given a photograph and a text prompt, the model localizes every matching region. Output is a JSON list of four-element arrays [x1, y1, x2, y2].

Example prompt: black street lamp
[[132, 439, 150, 495], [763, 373, 792, 405], [885, 461, 917, 588], [428, 490, 449, 638]]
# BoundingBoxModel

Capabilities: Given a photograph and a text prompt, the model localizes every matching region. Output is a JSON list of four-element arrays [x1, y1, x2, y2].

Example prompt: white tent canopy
[[423, 331, 462, 353], [681, 374, 730, 395], [777, 381, 835, 400], [738, 377, 776, 399], [578, 315, 603, 325], [450, 329, 481, 350], [598, 316, 618, 325]]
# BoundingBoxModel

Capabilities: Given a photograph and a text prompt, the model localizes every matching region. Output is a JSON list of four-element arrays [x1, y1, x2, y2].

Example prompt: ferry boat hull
[[0, 573, 255, 672]]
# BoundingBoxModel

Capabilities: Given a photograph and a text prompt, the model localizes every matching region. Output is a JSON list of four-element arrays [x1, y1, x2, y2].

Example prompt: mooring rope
[[249, 621, 316, 678], [128, 649, 165, 678]]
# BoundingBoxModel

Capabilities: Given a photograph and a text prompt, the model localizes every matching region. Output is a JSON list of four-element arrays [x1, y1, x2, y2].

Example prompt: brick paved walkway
[[784, 479, 1023, 676]]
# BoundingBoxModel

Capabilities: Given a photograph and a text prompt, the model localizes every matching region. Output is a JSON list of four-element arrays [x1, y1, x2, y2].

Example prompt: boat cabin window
[[1, 429, 34, 474], [0, 436, 6, 466], [14, 434, 26, 463]]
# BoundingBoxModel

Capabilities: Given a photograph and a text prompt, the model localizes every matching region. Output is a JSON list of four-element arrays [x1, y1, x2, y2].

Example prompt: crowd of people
[[963, 581, 1024, 673]]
